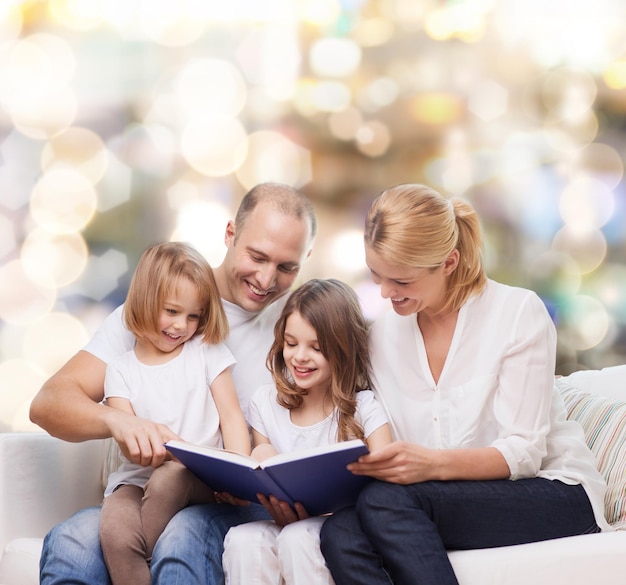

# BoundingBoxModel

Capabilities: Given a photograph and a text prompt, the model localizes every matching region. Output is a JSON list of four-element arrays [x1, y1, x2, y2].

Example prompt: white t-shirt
[[248, 384, 388, 452], [103, 337, 235, 495], [368, 278, 610, 531], [84, 296, 287, 419]]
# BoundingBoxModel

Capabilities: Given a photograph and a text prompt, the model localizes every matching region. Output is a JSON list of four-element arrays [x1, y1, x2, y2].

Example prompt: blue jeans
[[320, 478, 599, 585], [40, 503, 271, 585]]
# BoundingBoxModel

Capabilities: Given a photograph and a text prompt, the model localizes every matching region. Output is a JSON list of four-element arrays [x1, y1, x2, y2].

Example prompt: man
[[30, 182, 317, 584]]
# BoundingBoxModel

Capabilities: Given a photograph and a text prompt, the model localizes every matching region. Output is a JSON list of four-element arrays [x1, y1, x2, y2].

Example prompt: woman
[[319, 184, 609, 585]]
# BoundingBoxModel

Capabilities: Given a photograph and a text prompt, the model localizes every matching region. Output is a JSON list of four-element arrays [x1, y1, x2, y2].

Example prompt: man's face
[[220, 203, 313, 313]]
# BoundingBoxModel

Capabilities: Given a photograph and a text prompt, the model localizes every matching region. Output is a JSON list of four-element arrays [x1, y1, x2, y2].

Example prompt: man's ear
[[224, 220, 236, 246], [443, 249, 460, 275]]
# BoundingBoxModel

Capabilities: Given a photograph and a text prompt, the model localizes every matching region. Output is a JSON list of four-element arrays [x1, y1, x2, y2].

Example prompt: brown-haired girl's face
[[143, 277, 203, 357], [282, 311, 331, 396]]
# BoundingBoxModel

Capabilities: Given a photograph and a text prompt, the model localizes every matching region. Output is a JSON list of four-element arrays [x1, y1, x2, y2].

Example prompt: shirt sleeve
[[356, 390, 389, 439], [83, 305, 135, 365], [247, 385, 273, 437], [202, 341, 236, 386], [103, 360, 131, 401], [490, 291, 557, 480]]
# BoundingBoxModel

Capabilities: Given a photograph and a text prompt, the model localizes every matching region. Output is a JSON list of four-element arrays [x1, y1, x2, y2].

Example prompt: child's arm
[[250, 428, 278, 461], [105, 396, 137, 415], [366, 422, 393, 452], [211, 369, 251, 456]]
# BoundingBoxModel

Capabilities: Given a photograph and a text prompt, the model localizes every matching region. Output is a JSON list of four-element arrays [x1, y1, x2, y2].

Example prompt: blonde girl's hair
[[267, 279, 369, 444], [124, 242, 228, 345], [364, 184, 487, 314]]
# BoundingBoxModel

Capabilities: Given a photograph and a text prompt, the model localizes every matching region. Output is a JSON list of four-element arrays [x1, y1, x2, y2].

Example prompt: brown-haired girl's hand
[[257, 493, 309, 527]]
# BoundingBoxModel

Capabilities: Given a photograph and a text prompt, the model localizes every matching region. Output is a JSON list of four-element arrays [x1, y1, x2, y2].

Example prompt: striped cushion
[[558, 381, 626, 529]]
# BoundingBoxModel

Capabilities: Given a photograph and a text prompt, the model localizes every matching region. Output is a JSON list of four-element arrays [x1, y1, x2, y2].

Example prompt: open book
[[165, 438, 372, 516]]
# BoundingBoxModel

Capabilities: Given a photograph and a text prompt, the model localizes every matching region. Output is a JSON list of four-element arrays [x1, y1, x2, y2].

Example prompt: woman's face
[[365, 246, 457, 317]]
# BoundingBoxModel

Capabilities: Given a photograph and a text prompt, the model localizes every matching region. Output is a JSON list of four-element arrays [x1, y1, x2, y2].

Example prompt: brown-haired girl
[[222, 278, 391, 585], [99, 242, 250, 585]]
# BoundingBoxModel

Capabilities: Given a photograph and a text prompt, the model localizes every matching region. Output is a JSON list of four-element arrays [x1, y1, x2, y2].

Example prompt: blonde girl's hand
[[215, 492, 250, 506]]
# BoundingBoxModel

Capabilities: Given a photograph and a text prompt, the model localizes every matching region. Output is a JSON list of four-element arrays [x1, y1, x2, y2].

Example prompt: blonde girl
[[99, 242, 250, 585]]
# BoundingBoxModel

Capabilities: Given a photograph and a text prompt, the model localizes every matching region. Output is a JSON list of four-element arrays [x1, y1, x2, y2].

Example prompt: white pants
[[223, 517, 335, 585]]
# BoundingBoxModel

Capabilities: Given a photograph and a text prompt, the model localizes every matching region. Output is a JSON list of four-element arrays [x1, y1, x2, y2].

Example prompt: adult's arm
[[30, 350, 178, 467], [348, 441, 510, 484]]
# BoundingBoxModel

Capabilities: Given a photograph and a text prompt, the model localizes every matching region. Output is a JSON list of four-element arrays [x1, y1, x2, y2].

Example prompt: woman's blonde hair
[[124, 242, 228, 344], [267, 279, 369, 445], [365, 184, 486, 314]]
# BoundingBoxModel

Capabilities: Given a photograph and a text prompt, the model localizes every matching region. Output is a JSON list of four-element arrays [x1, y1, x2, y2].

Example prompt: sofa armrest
[[0, 432, 106, 559]]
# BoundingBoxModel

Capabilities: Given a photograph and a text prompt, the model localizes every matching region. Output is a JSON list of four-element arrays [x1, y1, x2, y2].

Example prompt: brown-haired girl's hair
[[365, 184, 487, 314], [123, 242, 228, 344], [267, 279, 369, 444]]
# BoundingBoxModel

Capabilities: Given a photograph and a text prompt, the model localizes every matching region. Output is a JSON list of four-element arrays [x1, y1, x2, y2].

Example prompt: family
[[29, 182, 609, 585]]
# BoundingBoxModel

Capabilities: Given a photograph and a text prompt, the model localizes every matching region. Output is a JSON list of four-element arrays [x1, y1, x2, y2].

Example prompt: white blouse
[[369, 279, 609, 531]]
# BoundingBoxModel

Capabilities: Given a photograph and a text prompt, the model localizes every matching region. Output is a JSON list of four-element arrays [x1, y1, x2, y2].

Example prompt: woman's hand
[[348, 441, 510, 483], [347, 441, 439, 484], [257, 493, 309, 527]]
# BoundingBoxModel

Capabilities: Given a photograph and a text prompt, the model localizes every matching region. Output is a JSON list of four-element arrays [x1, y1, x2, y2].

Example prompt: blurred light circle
[[21, 229, 89, 289], [309, 37, 361, 78], [23, 312, 89, 376], [170, 199, 230, 266], [108, 123, 176, 178], [528, 250, 582, 298], [181, 116, 248, 177], [49, 0, 105, 30], [552, 226, 607, 275], [541, 68, 597, 121], [565, 295, 609, 351], [0, 2, 22, 42], [569, 143, 624, 189], [30, 168, 98, 234], [328, 107, 363, 141], [0, 359, 45, 431], [410, 93, 463, 125], [300, 0, 342, 26], [236, 130, 312, 190], [11, 86, 77, 140], [0, 213, 17, 259], [308, 81, 351, 113], [543, 113, 598, 153], [352, 17, 394, 47], [468, 80, 508, 121], [139, 0, 206, 47], [41, 127, 109, 184], [360, 77, 399, 110], [327, 230, 366, 275], [355, 120, 392, 157], [586, 263, 626, 322], [603, 59, 626, 90], [0, 34, 75, 110], [559, 177, 615, 231], [175, 58, 247, 117], [0, 260, 57, 324]]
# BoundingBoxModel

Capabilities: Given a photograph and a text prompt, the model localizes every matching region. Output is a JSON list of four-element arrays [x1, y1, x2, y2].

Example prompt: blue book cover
[[165, 438, 372, 516]]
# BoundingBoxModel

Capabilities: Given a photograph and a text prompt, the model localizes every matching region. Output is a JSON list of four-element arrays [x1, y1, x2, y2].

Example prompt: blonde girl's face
[[282, 311, 332, 396], [145, 277, 203, 356]]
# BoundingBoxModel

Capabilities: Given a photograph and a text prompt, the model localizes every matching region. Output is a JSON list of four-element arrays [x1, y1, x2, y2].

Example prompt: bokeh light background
[[2, 0, 626, 432]]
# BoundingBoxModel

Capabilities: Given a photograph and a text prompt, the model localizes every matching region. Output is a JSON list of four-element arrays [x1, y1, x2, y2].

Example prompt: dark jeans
[[320, 478, 599, 585]]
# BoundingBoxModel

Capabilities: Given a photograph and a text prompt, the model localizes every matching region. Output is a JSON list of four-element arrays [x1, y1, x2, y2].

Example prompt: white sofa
[[2, 366, 626, 585]]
